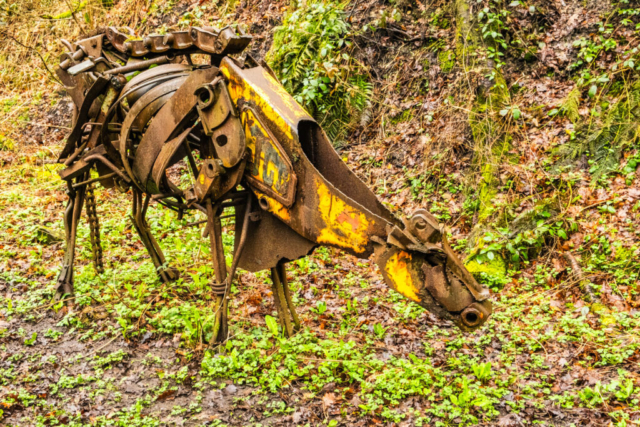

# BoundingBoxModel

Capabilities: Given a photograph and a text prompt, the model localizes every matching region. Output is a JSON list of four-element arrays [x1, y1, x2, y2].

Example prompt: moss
[[465, 256, 508, 290], [438, 50, 455, 73], [454, 0, 513, 270], [42, 1, 87, 19], [468, 69, 512, 223], [477, 163, 498, 222], [591, 303, 617, 326], [557, 80, 640, 181], [390, 109, 414, 125], [454, 0, 483, 72]]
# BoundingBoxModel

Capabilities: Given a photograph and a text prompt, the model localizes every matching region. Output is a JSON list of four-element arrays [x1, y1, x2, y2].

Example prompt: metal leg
[[56, 179, 87, 299], [85, 183, 104, 274], [204, 194, 253, 345], [130, 189, 178, 283], [270, 261, 300, 337], [278, 262, 301, 331], [207, 199, 229, 343]]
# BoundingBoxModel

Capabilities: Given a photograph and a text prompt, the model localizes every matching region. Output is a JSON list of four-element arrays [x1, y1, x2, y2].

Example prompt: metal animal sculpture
[[55, 26, 492, 343]]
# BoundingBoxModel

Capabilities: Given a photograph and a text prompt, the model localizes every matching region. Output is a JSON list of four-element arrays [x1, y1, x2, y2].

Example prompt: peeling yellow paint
[[221, 61, 305, 143], [316, 179, 371, 253], [262, 196, 291, 222], [262, 72, 310, 120], [385, 252, 421, 302], [241, 109, 293, 198]]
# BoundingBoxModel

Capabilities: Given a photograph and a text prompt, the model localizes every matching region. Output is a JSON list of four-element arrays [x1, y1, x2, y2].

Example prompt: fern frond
[[561, 87, 581, 124]]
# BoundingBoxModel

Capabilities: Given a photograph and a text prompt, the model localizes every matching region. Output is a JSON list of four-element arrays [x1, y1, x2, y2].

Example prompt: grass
[[1, 142, 639, 426], [2, 0, 640, 425]]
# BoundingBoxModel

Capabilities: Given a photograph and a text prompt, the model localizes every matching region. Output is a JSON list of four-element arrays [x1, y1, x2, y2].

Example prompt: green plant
[[612, 378, 635, 402], [267, 0, 372, 144], [314, 300, 328, 315], [579, 383, 606, 408], [373, 323, 387, 339], [24, 332, 37, 346], [265, 315, 280, 337], [471, 362, 492, 383]]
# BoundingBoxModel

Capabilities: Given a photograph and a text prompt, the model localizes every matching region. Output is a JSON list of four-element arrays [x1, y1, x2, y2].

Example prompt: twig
[[0, 30, 62, 86], [85, 335, 119, 358], [578, 197, 613, 213], [17, 120, 71, 130], [563, 252, 600, 303], [62, 0, 86, 34], [30, 296, 76, 312]]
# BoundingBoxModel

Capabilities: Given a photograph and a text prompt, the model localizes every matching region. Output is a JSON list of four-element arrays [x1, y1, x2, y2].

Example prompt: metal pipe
[[152, 192, 184, 201], [104, 55, 174, 75], [60, 49, 86, 70], [63, 139, 89, 167], [83, 154, 131, 183], [224, 195, 252, 287], [72, 172, 116, 189]]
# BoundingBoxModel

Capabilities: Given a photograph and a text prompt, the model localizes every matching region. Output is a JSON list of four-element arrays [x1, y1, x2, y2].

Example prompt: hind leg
[[56, 180, 87, 299], [85, 183, 104, 274], [130, 189, 179, 283]]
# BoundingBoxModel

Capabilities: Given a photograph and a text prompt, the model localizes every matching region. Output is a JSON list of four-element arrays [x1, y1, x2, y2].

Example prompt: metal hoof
[[160, 267, 180, 282]]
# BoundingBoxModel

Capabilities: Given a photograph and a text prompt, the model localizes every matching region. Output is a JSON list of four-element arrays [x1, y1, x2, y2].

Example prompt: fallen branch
[[563, 251, 600, 303]]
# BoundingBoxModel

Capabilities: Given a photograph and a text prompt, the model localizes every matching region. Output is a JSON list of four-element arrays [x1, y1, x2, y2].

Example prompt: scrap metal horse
[[55, 26, 492, 343]]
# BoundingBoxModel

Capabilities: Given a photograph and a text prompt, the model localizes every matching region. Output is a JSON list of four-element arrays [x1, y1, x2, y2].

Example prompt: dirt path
[[0, 294, 272, 426]]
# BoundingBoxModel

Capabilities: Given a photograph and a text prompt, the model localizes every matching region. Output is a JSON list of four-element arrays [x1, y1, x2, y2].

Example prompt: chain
[[85, 183, 104, 274]]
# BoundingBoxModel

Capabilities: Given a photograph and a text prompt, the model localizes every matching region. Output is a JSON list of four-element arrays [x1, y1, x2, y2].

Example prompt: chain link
[[85, 183, 104, 274]]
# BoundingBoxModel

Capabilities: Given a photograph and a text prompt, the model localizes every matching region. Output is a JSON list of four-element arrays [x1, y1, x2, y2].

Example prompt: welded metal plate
[[242, 107, 296, 207]]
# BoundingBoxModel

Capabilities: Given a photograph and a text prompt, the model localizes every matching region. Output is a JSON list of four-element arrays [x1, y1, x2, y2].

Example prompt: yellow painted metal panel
[[316, 178, 372, 254], [385, 251, 421, 302]]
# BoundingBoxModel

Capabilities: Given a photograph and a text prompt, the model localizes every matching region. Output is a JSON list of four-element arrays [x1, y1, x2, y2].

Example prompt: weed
[[267, 0, 372, 144]]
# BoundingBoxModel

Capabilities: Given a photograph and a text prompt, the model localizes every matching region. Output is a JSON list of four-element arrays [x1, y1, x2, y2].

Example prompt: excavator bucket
[[219, 57, 492, 330]]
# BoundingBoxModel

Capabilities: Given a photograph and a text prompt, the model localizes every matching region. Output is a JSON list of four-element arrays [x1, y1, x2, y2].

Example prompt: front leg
[[270, 261, 301, 337], [206, 199, 229, 344]]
